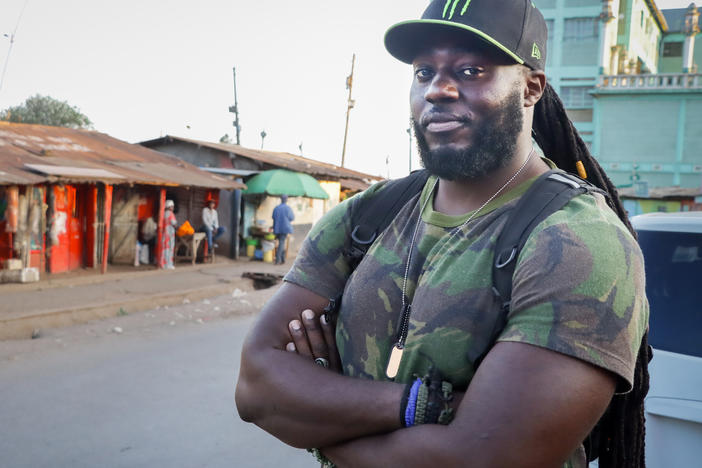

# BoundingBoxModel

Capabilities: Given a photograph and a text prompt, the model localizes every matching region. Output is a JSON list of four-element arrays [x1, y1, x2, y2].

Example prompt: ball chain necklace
[[385, 147, 536, 379]]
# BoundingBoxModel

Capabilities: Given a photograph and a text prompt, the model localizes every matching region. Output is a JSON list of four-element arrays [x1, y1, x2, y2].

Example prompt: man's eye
[[461, 67, 481, 77], [415, 68, 433, 80]]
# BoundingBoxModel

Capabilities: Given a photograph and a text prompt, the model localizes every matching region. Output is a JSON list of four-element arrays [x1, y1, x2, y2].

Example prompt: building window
[[563, 17, 598, 42], [663, 42, 683, 57], [560, 86, 594, 108], [546, 19, 554, 60]]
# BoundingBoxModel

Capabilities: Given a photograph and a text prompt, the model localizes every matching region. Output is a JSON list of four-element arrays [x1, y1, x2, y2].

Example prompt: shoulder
[[519, 191, 643, 293], [528, 191, 637, 255], [507, 191, 647, 392]]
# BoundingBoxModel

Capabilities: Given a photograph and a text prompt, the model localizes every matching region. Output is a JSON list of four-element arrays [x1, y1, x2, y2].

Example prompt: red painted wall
[[49, 185, 70, 273], [49, 185, 89, 274], [138, 193, 157, 221]]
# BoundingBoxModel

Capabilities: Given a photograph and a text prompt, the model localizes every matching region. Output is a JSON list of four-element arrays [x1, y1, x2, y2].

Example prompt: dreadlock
[[532, 83, 652, 468]]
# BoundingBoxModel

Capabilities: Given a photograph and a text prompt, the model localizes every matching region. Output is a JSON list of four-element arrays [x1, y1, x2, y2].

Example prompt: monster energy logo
[[442, 0, 472, 20]]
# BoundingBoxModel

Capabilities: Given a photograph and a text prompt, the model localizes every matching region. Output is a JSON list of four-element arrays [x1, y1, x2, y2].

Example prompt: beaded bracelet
[[307, 448, 335, 468], [404, 378, 422, 427], [437, 380, 455, 425], [400, 372, 455, 428], [414, 379, 429, 425]]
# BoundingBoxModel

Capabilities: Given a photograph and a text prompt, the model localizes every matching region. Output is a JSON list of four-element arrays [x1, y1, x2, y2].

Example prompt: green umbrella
[[242, 169, 329, 199]]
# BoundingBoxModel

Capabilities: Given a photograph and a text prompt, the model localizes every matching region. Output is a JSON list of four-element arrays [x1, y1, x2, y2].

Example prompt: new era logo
[[531, 43, 541, 60]]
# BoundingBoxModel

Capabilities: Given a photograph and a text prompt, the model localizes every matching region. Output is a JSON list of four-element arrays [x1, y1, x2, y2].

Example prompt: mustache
[[419, 110, 470, 127]]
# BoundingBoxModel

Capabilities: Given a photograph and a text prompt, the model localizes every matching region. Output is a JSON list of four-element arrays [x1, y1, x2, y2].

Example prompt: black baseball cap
[[385, 0, 548, 70]]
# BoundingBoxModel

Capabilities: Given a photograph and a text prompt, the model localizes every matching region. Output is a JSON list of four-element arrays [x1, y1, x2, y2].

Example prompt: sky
[[0, 0, 695, 180]]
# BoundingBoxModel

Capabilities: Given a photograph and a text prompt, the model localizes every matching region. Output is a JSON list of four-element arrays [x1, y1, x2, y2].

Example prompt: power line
[[0, 0, 30, 95]]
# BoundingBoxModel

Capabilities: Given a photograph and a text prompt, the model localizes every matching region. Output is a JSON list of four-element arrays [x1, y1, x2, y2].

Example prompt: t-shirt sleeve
[[285, 182, 393, 299], [498, 194, 649, 393]]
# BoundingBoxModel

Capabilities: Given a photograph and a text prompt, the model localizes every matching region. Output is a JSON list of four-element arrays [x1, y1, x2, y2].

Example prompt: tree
[[0, 94, 92, 129]]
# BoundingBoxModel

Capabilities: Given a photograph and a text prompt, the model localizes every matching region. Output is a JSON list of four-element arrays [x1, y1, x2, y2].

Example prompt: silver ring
[[314, 357, 329, 368]]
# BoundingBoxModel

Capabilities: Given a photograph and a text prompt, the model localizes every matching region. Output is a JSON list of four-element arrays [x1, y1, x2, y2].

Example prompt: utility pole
[[260, 130, 267, 149], [228, 67, 241, 145], [340, 53, 356, 167]]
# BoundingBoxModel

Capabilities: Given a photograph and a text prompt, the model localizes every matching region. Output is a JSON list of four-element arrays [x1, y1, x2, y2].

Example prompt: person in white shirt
[[200, 199, 225, 250]]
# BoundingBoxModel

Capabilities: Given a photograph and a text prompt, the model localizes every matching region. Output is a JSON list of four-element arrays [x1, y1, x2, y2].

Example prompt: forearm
[[237, 348, 402, 448], [324, 424, 475, 468], [235, 283, 404, 448], [323, 423, 557, 468]]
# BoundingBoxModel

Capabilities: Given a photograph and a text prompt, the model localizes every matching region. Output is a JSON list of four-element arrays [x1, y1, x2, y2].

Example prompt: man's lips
[[426, 121, 465, 132], [421, 113, 469, 133]]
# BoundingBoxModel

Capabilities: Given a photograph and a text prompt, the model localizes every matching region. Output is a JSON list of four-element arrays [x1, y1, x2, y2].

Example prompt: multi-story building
[[538, 0, 702, 192]]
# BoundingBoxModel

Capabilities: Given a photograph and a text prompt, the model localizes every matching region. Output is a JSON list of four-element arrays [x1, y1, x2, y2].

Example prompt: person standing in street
[[236, 1, 650, 467], [159, 199, 177, 270], [272, 194, 294, 265], [201, 199, 225, 250]]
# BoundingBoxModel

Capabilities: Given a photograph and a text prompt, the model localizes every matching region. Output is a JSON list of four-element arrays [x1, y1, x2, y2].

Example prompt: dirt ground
[[0, 280, 282, 364]]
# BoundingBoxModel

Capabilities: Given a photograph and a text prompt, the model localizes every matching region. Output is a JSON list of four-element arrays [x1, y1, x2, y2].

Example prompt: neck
[[433, 142, 549, 216]]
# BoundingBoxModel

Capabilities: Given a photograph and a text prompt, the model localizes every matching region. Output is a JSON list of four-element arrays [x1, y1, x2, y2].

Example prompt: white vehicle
[[631, 212, 702, 468]]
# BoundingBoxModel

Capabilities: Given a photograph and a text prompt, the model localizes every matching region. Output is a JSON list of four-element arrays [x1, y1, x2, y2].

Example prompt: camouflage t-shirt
[[285, 172, 648, 468]]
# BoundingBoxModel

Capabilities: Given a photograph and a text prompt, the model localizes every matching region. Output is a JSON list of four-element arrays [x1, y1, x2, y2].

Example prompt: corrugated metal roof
[[339, 177, 377, 192], [0, 122, 244, 190], [25, 163, 126, 179], [141, 135, 384, 188], [201, 167, 260, 177]]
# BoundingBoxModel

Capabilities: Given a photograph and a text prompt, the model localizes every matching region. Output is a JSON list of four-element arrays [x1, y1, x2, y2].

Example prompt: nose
[[424, 73, 459, 103]]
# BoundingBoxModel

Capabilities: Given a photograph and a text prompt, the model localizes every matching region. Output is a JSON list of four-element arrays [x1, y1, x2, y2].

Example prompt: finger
[[286, 342, 296, 353], [320, 313, 341, 372], [301, 309, 329, 360], [288, 319, 312, 358]]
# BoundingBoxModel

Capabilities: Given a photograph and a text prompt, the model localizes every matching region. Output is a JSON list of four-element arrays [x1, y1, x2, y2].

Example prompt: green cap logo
[[531, 43, 541, 60], [442, 0, 473, 20]]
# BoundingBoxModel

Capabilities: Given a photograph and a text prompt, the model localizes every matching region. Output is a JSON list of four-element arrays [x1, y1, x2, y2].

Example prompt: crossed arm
[[235, 282, 616, 467]]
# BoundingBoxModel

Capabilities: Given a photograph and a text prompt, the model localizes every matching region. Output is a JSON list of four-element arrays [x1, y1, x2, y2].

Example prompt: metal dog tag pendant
[[386, 344, 404, 379]]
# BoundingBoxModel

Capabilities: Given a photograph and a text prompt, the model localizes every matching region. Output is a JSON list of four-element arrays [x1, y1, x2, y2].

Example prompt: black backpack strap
[[473, 170, 595, 367], [343, 169, 430, 269]]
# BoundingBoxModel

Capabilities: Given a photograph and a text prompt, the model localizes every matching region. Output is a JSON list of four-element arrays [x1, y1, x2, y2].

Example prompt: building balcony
[[596, 73, 702, 92]]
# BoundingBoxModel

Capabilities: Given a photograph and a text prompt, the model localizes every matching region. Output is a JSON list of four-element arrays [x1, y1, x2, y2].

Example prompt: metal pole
[[228, 67, 241, 145], [341, 54, 356, 167]]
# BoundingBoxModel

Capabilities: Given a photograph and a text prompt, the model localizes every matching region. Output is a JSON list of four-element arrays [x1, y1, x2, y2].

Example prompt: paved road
[[0, 312, 312, 468]]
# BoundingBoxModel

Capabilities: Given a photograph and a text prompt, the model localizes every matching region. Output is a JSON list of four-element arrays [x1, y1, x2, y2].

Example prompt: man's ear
[[523, 69, 546, 108]]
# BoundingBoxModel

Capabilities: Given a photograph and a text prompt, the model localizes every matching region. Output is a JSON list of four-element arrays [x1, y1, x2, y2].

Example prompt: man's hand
[[286, 309, 341, 373]]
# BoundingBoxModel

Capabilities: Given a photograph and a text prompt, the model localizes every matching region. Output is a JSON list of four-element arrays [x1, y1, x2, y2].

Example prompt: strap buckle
[[495, 246, 517, 269], [350, 225, 377, 246]]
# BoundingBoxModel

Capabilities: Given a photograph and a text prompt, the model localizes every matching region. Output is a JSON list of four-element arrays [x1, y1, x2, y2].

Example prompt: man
[[236, 1, 649, 467], [201, 199, 225, 250], [272, 194, 294, 265]]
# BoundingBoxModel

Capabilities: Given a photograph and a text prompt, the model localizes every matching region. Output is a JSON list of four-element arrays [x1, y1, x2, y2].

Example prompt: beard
[[414, 89, 524, 181]]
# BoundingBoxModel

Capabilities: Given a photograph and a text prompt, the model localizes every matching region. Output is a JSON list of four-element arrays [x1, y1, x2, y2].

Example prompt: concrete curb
[[0, 260, 237, 293], [0, 278, 250, 341]]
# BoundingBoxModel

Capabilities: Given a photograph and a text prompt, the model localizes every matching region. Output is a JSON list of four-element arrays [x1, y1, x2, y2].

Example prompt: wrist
[[399, 371, 455, 428]]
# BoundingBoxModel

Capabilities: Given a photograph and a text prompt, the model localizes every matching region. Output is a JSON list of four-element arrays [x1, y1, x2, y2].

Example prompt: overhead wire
[[0, 0, 30, 96]]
